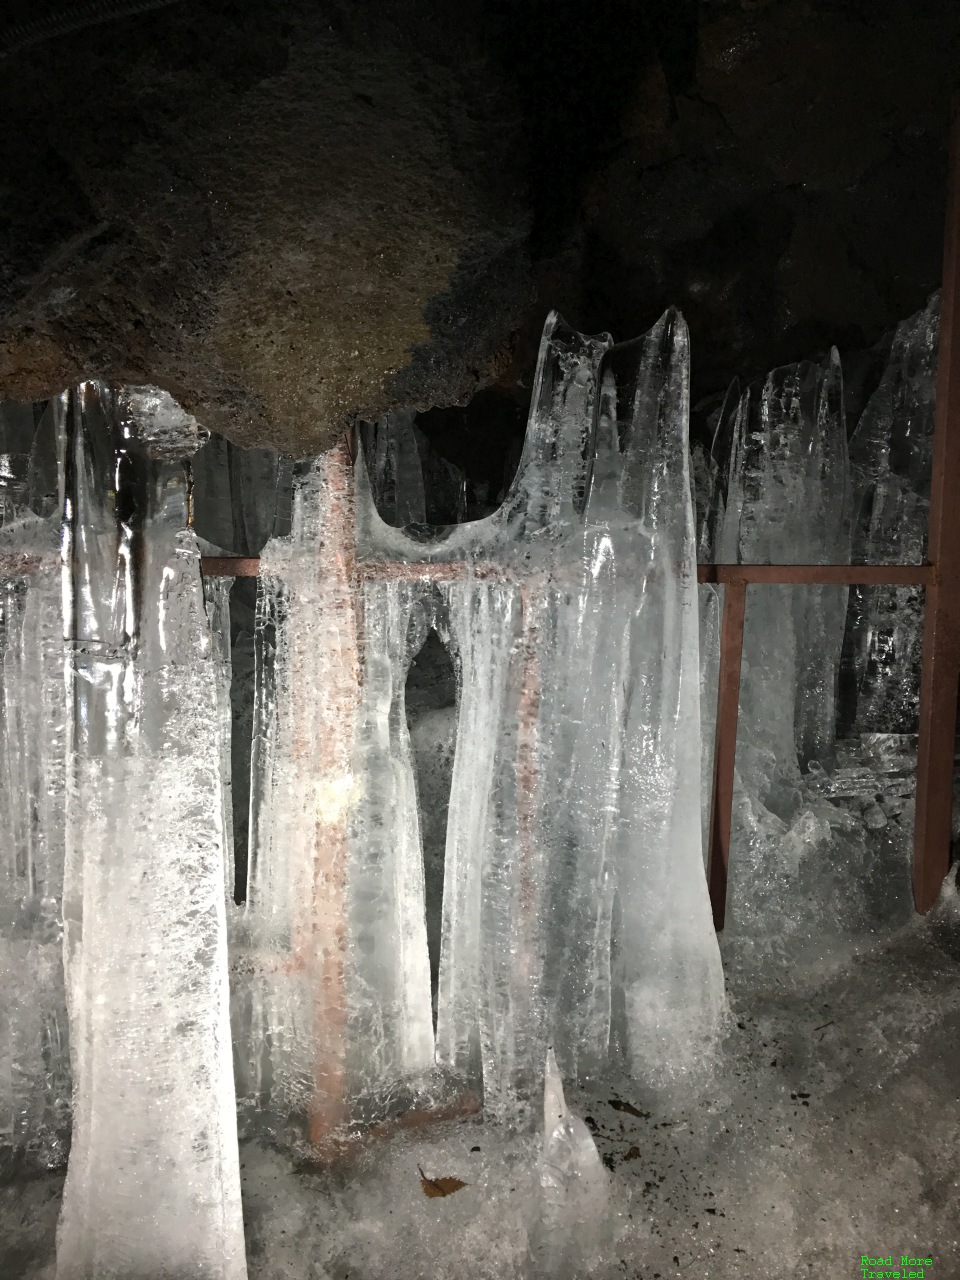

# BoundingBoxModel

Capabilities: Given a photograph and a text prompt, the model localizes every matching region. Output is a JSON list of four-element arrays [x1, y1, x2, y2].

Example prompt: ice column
[[246, 309, 726, 1132], [0, 400, 70, 1167], [560, 311, 725, 1084], [435, 315, 616, 1114], [436, 311, 724, 1105], [714, 353, 848, 782], [847, 293, 939, 732], [56, 384, 246, 1280]]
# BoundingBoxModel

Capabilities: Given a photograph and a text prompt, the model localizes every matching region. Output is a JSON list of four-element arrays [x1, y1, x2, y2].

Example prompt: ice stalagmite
[[0, 399, 70, 1167], [56, 384, 246, 1280], [533, 1049, 608, 1277]]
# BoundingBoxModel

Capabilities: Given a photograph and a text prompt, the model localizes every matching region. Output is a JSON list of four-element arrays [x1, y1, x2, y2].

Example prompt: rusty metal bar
[[198, 555, 260, 577], [913, 101, 960, 913], [707, 580, 747, 930], [198, 556, 933, 586], [197, 556, 502, 582], [697, 564, 932, 586], [302, 441, 358, 1147]]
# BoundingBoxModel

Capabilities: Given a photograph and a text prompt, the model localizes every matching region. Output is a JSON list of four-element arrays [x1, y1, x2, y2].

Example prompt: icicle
[[717, 352, 849, 783], [566, 309, 725, 1085]]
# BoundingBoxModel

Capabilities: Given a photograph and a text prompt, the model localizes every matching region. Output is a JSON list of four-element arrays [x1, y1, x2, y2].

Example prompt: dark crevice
[[404, 628, 458, 1025]]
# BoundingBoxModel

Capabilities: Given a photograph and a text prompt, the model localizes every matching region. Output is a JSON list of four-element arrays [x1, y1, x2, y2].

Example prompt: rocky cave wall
[[0, 0, 957, 470]]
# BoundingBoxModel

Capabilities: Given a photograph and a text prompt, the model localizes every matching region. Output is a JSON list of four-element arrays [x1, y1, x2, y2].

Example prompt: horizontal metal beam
[[196, 555, 933, 587], [198, 555, 261, 578], [696, 564, 932, 586]]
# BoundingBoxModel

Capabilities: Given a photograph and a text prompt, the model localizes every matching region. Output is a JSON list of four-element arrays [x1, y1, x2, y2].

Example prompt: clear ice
[[533, 1049, 609, 1277], [243, 309, 725, 1138], [712, 351, 849, 780], [0, 398, 70, 1168], [846, 292, 939, 733], [706, 305, 938, 972], [53, 385, 246, 1279]]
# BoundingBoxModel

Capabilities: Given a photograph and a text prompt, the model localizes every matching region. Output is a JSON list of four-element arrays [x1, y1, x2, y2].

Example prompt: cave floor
[[4, 882, 960, 1280]]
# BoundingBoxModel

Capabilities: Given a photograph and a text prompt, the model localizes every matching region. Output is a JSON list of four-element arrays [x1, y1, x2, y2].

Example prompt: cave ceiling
[[0, 0, 957, 456]]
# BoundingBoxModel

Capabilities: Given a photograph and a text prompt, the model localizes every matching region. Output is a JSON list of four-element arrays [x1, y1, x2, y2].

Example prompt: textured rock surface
[[0, 0, 532, 453], [0, 0, 957, 456]]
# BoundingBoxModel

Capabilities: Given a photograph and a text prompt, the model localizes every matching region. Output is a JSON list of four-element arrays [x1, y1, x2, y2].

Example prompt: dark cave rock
[[0, 0, 957, 459], [0, 0, 533, 454]]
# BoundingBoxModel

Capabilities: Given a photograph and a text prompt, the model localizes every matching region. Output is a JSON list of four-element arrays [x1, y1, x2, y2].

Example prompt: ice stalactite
[[0, 399, 70, 1169], [846, 292, 939, 733], [55, 384, 246, 1280]]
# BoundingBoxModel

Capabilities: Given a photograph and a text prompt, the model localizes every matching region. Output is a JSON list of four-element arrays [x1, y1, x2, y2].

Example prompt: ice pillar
[[56, 384, 246, 1280], [566, 310, 725, 1083], [0, 399, 70, 1167], [714, 353, 848, 783]]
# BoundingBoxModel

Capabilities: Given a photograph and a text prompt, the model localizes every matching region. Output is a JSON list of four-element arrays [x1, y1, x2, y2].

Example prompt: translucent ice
[[846, 293, 939, 733], [245, 309, 725, 1143], [533, 1049, 608, 1277], [713, 353, 849, 778], [0, 399, 70, 1168], [55, 383, 246, 1280]]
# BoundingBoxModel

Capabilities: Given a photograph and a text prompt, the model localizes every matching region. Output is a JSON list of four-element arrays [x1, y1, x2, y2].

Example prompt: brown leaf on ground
[[418, 1166, 468, 1198]]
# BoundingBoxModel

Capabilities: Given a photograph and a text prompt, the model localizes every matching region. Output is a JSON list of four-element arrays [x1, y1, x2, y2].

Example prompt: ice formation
[[241, 308, 725, 1142], [0, 399, 70, 1168], [704, 300, 941, 973], [713, 350, 849, 778], [0, 385, 248, 1278], [533, 1049, 609, 1276], [846, 293, 939, 733], [0, 286, 945, 1280]]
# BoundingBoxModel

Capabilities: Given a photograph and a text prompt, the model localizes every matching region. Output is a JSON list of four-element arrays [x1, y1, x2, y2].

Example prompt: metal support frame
[[913, 101, 960, 914]]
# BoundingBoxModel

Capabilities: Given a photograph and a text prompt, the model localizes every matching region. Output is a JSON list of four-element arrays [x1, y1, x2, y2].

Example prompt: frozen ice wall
[[246, 308, 724, 1141], [56, 384, 246, 1280], [0, 399, 70, 1170]]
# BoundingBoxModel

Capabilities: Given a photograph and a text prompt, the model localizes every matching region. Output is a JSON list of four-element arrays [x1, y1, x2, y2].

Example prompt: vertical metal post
[[914, 101, 960, 913], [304, 438, 358, 1146], [707, 579, 747, 930]]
